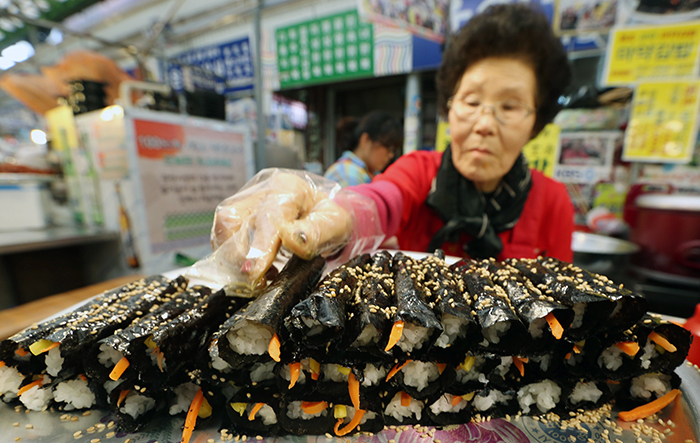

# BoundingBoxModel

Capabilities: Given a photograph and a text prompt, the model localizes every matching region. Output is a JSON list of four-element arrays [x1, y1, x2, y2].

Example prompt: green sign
[[276, 10, 374, 89]]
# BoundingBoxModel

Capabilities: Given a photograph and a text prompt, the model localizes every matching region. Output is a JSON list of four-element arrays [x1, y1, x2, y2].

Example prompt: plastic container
[[683, 303, 700, 366]]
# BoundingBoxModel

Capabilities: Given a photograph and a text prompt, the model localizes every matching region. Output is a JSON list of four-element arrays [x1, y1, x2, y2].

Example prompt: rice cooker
[[630, 194, 700, 284]]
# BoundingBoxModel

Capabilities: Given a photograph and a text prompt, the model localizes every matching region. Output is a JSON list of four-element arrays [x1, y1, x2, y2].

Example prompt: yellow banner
[[603, 22, 700, 85], [45, 105, 79, 152], [435, 119, 450, 153], [623, 80, 700, 163], [522, 124, 561, 177]]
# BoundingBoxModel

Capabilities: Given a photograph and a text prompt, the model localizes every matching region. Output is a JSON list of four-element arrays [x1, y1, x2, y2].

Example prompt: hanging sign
[[522, 124, 561, 178], [359, 0, 448, 43], [276, 10, 373, 89], [623, 80, 700, 163], [167, 36, 254, 94], [602, 22, 700, 85], [554, 131, 619, 184]]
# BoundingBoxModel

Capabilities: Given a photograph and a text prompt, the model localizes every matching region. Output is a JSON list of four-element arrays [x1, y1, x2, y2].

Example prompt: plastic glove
[[189, 168, 384, 290]]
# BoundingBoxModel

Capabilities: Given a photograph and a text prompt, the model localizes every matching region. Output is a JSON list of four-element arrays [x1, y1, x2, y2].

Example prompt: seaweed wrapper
[[539, 257, 648, 333], [225, 385, 282, 436], [632, 315, 692, 375], [388, 252, 443, 359], [487, 261, 574, 355], [458, 260, 528, 355], [388, 359, 456, 400], [284, 254, 370, 354], [508, 259, 616, 342]]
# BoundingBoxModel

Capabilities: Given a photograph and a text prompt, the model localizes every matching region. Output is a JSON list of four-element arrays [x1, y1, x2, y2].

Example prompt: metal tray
[[1, 362, 698, 443]]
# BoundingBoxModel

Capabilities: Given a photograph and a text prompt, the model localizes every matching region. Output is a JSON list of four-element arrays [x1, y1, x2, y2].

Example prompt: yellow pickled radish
[[334, 404, 347, 419], [231, 402, 247, 416], [198, 396, 212, 418]]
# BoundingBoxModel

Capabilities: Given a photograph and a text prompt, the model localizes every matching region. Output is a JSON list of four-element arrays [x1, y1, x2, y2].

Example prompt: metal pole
[[253, 0, 267, 171], [403, 72, 422, 154]]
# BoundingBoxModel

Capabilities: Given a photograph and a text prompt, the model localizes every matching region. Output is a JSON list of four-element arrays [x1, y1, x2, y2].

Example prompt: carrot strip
[[545, 313, 564, 339], [573, 344, 582, 354], [348, 372, 360, 410], [618, 389, 681, 422], [649, 331, 677, 353], [42, 342, 60, 354], [310, 358, 320, 381], [155, 349, 165, 373], [615, 342, 640, 357], [248, 402, 265, 421], [109, 356, 130, 381], [384, 320, 405, 352], [0, 361, 5, 368], [512, 356, 529, 377], [268, 334, 281, 362], [78, 374, 87, 382], [301, 401, 328, 415], [400, 392, 411, 407], [451, 395, 464, 407], [17, 379, 42, 396], [565, 352, 572, 360], [15, 347, 29, 357], [386, 360, 412, 382], [181, 388, 203, 443], [437, 363, 446, 374], [334, 409, 366, 436], [117, 390, 129, 407], [289, 363, 301, 389]]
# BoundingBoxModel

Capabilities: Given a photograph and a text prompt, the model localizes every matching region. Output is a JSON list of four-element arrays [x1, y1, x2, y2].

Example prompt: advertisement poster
[[554, 0, 617, 34], [133, 118, 253, 253], [623, 80, 700, 163], [554, 131, 619, 183], [616, 0, 700, 26], [359, 0, 449, 42], [276, 10, 373, 89], [522, 124, 561, 178], [167, 36, 254, 94], [449, 0, 554, 32], [602, 22, 700, 85]]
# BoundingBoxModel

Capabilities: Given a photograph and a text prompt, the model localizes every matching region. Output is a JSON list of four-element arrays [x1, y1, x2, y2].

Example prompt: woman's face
[[366, 141, 395, 174], [448, 57, 537, 193]]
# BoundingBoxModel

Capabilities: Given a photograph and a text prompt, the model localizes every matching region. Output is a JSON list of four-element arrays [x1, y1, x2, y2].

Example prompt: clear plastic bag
[[187, 168, 385, 291]]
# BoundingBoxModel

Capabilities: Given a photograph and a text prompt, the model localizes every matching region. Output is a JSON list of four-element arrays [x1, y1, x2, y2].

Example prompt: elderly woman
[[211, 4, 574, 286]]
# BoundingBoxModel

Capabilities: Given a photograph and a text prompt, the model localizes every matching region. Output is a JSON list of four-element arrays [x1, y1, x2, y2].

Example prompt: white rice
[[255, 404, 277, 425], [19, 375, 53, 411], [302, 317, 324, 336], [148, 347, 167, 371], [169, 383, 199, 415], [250, 361, 277, 383], [98, 344, 124, 368], [54, 378, 95, 410], [571, 303, 586, 329], [531, 355, 552, 372], [429, 394, 468, 415], [352, 324, 379, 347], [402, 361, 440, 392], [598, 345, 625, 371], [120, 393, 156, 419], [640, 340, 659, 370], [434, 314, 467, 348], [495, 357, 513, 377], [227, 320, 273, 355], [529, 318, 547, 339], [482, 322, 510, 344], [286, 401, 327, 419], [211, 354, 231, 372], [103, 379, 121, 396], [456, 356, 488, 384], [569, 381, 603, 405], [339, 406, 376, 425], [396, 323, 430, 352], [45, 347, 64, 377], [517, 380, 561, 414], [322, 364, 349, 382], [0, 365, 23, 399], [384, 392, 424, 422], [473, 390, 512, 412], [362, 364, 387, 387], [630, 374, 672, 400]]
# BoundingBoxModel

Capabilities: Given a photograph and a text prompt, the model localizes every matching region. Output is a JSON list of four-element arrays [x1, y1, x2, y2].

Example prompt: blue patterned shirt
[[324, 151, 372, 187]]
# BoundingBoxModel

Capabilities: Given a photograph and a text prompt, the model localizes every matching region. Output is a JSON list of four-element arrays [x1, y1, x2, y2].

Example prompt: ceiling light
[[46, 28, 63, 46], [1, 41, 35, 63], [30, 129, 47, 145], [0, 56, 15, 70]]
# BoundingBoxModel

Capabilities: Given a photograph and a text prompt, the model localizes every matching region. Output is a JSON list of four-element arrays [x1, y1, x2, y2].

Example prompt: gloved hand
[[190, 168, 384, 290]]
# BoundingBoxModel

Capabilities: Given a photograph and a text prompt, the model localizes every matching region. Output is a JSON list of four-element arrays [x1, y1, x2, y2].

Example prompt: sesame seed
[[74, 431, 83, 438], [82, 410, 91, 416], [14, 438, 21, 442], [25, 424, 33, 429], [12, 422, 19, 427]]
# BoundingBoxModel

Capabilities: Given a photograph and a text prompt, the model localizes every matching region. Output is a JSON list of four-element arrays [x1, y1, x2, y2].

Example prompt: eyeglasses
[[447, 97, 535, 126]]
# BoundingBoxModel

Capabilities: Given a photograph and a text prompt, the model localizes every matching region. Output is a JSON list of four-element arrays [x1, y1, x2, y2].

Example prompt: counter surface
[[0, 226, 120, 255]]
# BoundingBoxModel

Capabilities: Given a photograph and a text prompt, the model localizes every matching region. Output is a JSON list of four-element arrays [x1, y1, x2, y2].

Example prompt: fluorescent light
[[46, 28, 63, 46], [0, 56, 15, 70], [30, 129, 47, 145], [1, 41, 35, 63]]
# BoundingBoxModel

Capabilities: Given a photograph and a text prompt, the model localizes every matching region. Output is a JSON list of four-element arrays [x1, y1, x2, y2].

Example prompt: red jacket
[[362, 150, 574, 262]]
